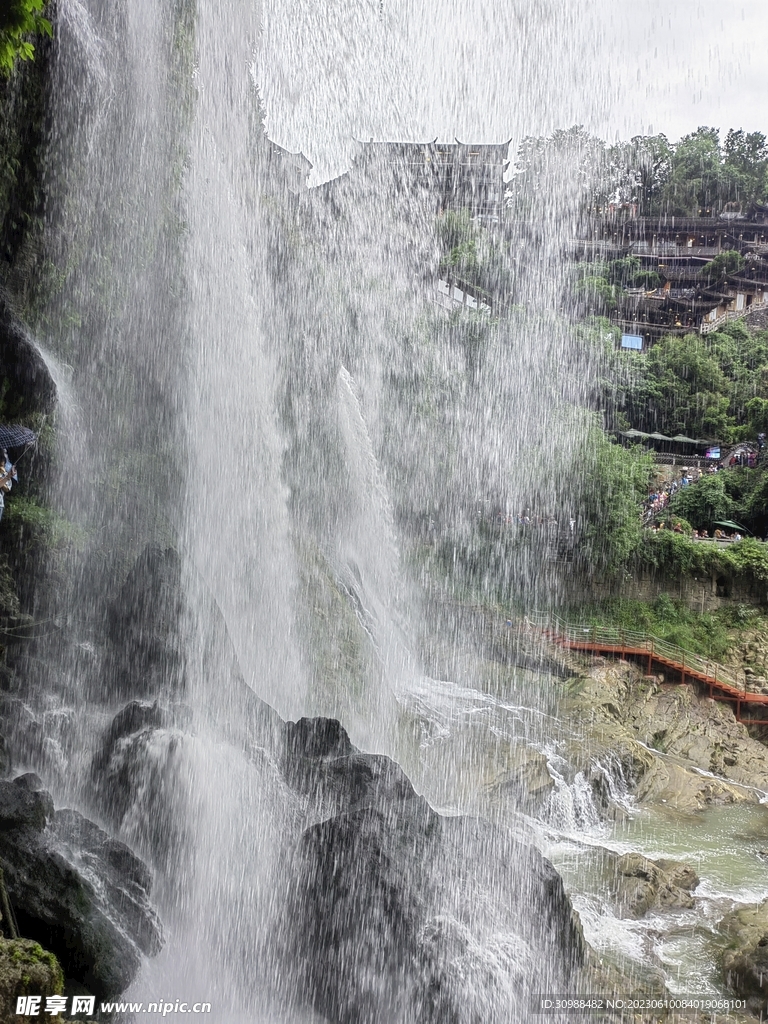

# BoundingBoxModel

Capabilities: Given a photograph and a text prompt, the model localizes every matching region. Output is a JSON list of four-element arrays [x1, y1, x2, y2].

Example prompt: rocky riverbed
[[555, 656, 768, 1019]]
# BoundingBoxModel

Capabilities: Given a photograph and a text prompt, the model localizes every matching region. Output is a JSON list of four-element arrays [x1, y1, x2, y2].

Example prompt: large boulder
[[104, 546, 185, 700], [611, 853, 699, 918], [0, 773, 161, 1000], [0, 293, 57, 417], [0, 938, 64, 1021], [280, 717, 585, 1023], [719, 899, 768, 1015]]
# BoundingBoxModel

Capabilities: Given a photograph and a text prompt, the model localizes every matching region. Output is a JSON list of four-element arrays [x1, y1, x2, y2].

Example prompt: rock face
[[611, 853, 699, 918], [0, 294, 57, 417], [719, 899, 768, 1015], [281, 717, 584, 1024], [563, 661, 768, 811], [0, 773, 162, 1000], [105, 546, 185, 700]]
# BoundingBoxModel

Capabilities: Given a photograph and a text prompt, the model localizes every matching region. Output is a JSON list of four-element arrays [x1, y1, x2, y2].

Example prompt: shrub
[[0, 0, 51, 76]]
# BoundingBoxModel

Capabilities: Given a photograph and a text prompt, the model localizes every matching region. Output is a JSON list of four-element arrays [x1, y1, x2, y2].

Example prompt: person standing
[[0, 449, 17, 524]]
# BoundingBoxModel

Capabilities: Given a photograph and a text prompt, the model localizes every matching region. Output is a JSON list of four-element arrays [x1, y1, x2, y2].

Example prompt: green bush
[[4, 495, 82, 548], [580, 595, 743, 662], [0, 0, 51, 76], [668, 474, 735, 531]]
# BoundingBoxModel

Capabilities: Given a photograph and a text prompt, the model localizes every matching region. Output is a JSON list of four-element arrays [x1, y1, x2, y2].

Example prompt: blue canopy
[[0, 425, 37, 451]]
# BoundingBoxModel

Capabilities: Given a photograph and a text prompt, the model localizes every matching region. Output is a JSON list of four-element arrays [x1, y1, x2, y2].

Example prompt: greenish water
[[549, 803, 768, 995]]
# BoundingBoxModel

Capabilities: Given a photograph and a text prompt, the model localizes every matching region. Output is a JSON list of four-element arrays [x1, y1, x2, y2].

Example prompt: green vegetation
[[436, 209, 509, 298], [701, 249, 745, 283], [604, 320, 768, 442], [0, 0, 51, 76], [577, 422, 654, 573], [601, 127, 768, 217], [578, 595, 762, 662], [4, 495, 84, 550]]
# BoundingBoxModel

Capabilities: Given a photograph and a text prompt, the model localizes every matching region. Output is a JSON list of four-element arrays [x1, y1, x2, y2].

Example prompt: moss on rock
[[0, 937, 63, 1020]]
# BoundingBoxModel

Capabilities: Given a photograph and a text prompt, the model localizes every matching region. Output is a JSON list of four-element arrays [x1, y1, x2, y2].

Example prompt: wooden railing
[[525, 612, 744, 694]]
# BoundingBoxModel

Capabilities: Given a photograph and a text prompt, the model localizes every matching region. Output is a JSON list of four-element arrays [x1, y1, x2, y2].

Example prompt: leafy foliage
[[578, 595, 758, 661], [576, 422, 654, 573], [617, 323, 768, 441], [667, 475, 735, 530], [599, 126, 768, 216], [701, 250, 745, 283], [0, 0, 51, 76]]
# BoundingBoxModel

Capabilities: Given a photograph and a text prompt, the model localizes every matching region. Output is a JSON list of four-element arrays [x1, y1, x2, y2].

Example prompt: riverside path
[[529, 614, 768, 725]]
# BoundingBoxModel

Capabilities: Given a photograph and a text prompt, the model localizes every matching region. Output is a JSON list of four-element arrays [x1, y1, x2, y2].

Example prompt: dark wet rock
[[611, 853, 699, 918], [280, 717, 584, 1023], [0, 773, 161, 999], [105, 546, 185, 700], [287, 804, 584, 1024], [719, 899, 768, 1014], [90, 703, 187, 872], [0, 293, 57, 416], [50, 809, 162, 957], [284, 716, 355, 761], [0, 772, 53, 831]]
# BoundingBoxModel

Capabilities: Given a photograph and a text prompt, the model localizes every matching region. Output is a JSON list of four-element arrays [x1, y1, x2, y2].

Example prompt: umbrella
[[713, 521, 752, 536], [670, 434, 698, 443], [648, 432, 672, 441], [0, 425, 37, 451]]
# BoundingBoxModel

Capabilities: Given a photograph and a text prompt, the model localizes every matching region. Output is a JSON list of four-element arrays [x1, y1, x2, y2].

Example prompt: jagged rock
[[488, 744, 555, 809], [0, 293, 57, 416], [90, 702, 187, 872], [49, 809, 163, 958], [280, 718, 584, 1023], [0, 938, 64, 1021], [0, 773, 53, 831], [564, 662, 768, 811], [719, 899, 768, 1015], [0, 773, 161, 999], [611, 853, 699, 918]]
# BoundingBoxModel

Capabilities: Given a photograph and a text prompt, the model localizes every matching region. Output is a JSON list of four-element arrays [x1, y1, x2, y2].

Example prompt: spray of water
[[8, 0, 627, 1018]]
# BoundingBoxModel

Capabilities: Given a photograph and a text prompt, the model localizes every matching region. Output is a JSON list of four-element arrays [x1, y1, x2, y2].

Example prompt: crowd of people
[[643, 464, 711, 522], [644, 443, 763, 540]]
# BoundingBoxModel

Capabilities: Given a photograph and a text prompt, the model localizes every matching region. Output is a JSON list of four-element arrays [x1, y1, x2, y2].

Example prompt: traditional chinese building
[[578, 208, 768, 345], [349, 139, 511, 222]]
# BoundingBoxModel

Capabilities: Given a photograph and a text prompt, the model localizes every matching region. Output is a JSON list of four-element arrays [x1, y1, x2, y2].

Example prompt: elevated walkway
[[529, 614, 768, 725]]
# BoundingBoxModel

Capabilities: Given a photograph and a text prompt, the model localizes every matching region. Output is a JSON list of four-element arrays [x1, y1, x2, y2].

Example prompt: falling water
[[5, 0, 640, 1020]]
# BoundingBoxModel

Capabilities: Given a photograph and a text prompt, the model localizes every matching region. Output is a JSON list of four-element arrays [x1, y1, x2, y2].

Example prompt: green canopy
[[670, 434, 698, 443], [648, 432, 671, 441], [713, 521, 752, 536]]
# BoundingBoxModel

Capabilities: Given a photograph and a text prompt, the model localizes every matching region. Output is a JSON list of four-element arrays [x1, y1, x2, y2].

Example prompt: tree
[[577, 422, 653, 573], [701, 250, 745, 283], [723, 129, 768, 205], [663, 127, 723, 215], [668, 474, 735, 531]]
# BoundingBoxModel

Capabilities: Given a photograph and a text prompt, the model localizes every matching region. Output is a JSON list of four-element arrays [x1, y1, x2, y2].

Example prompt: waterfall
[[5, 0, 612, 1018]]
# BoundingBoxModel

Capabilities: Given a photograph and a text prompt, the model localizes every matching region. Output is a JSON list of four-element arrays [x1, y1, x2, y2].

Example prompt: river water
[[396, 664, 768, 1000]]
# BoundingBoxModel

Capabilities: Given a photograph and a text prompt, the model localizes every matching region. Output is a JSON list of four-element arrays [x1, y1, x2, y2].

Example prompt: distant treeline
[[507, 126, 768, 219]]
